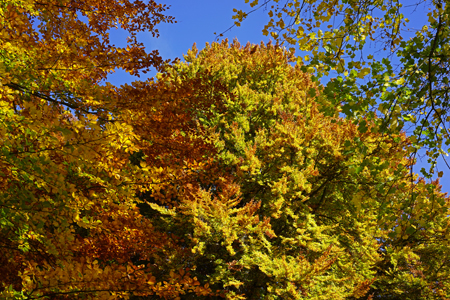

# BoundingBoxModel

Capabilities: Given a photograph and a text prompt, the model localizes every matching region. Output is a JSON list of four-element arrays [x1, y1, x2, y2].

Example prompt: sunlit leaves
[[134, 40, 450, 299], [2, 0, 450, 298], [0, 0, 190, 299], [234, 0, 450, 177]]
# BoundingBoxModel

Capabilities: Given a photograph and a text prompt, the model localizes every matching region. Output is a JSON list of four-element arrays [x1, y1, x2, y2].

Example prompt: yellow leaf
[[395, 77, 405, 85]]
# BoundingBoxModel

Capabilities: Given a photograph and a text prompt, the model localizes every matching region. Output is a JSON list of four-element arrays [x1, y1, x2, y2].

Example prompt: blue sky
[[107, 0, 272, 84], [105, 0, 449, 195]]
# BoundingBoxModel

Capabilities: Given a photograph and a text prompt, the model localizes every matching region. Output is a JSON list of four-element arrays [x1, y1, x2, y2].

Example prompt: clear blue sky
[[107, 0, 272, 83], [105, 0, 449, 195]]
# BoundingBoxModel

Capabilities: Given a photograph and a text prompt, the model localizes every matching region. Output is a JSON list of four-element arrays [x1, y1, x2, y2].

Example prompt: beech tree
[[0, 0, 202, 299], [120, 41, 450, 299], [232, 0, 450, 177]]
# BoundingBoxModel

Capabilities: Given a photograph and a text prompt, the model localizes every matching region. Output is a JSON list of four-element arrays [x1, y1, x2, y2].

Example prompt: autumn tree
[[231, 0, 450, 177], [0, 0, 208, 299], [121, 40, 450, 299]]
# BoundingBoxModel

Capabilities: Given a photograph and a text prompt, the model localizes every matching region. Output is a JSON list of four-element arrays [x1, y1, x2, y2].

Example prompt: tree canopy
[[1, 0, 449, 299], [232, 0, 450, 178]]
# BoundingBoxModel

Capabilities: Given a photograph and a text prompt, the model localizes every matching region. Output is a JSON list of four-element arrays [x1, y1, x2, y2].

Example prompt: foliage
[[0, 0, 197, 299], [119, 41, 450, 299], [232, 0, 450, 177], [1, 0, 449, 299]]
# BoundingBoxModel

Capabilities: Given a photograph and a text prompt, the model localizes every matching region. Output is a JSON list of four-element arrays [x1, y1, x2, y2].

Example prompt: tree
[[122, 40, 450, 299], [0, 0, 204, 299], [231, 0, 450, 178]]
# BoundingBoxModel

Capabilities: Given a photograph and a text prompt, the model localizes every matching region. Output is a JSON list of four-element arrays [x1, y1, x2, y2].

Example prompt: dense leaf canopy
[[0, 0, 449, 299]]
